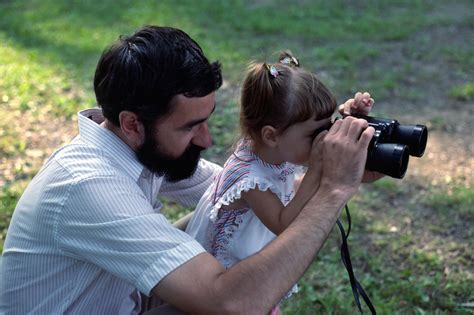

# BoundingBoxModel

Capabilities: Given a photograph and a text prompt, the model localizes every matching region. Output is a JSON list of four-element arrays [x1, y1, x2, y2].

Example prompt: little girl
[[185, 50, 373, 313]]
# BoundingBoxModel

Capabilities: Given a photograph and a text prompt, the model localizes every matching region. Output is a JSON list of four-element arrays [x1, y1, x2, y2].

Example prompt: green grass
[[425, 181, 474, 219], [1, 0, 473, 313], [449, 83, 474, 101], [282, 180, 473, 314], [0, 0, 435, 95], [0, 183, 26, 252]]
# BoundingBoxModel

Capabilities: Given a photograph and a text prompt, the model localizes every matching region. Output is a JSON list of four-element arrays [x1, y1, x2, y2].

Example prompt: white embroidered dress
[[186, 140, 299, 295]]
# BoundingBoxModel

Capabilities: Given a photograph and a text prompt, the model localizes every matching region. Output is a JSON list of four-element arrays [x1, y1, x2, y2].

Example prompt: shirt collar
[[77, 108, 144, 181]]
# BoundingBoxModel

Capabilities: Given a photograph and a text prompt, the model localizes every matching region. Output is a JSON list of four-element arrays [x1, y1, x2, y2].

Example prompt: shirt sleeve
[[56, 174, 206, 295], [159, 159, 222, 207]]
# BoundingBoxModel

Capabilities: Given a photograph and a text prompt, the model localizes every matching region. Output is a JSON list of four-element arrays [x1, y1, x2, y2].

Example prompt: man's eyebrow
[[180, 103, 216, 130]]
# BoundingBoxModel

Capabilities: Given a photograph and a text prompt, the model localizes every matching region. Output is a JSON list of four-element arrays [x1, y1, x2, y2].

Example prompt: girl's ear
[[260, 125, 279, 147]]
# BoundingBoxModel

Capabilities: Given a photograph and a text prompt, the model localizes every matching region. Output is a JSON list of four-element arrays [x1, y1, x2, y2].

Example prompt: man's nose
[[191, 123, 212, 149]]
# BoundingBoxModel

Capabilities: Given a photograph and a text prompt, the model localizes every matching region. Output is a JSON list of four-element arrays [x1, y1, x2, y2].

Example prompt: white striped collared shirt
[[0, 108, 221, 314]]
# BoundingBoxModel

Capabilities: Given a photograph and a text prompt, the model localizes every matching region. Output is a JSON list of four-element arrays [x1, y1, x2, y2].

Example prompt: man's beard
[[136, 131, 204, 182]]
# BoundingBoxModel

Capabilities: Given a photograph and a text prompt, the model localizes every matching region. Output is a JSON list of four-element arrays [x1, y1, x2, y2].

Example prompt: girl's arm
[[239, 134, 324, 235], [241, 168, 320, 235]]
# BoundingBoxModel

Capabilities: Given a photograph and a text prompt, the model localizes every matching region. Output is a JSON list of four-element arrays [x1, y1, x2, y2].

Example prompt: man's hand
[[319, 116, 375, 199], [338, 91, 383, 182], [303, 130, 326, 189]]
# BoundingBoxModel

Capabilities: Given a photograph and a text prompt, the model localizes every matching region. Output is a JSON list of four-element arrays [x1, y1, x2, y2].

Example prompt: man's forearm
[[155, 187, 348, 314], [213, 187, 348, 313], [156, 118, 372, 313]]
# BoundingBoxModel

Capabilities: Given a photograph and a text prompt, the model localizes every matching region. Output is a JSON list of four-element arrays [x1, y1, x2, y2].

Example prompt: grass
[[284, 179, 473, 314], [426, 181, 474, 218], [0, 183, 25, 249], [449, 83, 474, 101], [1, 0, 473, 313]]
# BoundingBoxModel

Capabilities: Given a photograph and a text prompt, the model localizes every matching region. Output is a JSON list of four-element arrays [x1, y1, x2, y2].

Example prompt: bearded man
[[1, 26, 374, 314]]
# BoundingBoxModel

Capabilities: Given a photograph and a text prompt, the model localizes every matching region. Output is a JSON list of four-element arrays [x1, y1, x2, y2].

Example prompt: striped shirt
[[0, 108, 221, 314]]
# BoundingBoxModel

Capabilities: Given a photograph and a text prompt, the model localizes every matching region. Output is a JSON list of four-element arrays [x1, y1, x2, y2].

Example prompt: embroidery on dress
[[211, 143, 254, 205], [284, 191, 294, 203], [209, 208, 250, 268], [279, 166, 295, 182]]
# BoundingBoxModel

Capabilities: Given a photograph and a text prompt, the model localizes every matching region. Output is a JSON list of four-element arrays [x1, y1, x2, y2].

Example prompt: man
[[0, 25, 375, 314]]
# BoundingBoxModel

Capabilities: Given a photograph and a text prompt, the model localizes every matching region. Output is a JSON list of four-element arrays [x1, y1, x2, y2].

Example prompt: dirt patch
[[364, 12, 474, 189]]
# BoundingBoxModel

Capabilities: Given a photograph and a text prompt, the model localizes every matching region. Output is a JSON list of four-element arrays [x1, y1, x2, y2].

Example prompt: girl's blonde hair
[[240, 50, 337, 141]]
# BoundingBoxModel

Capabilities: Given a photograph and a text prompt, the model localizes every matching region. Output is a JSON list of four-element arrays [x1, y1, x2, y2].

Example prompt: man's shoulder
[[50, 140, 127, 182]]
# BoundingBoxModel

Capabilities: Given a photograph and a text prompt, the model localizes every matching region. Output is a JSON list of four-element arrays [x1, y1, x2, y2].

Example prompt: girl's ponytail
[[239, 50, 336, 143], [240, 62, 283, 139]]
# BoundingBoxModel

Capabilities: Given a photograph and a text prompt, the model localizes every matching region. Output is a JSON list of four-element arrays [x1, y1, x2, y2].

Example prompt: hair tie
[[279, 56, 299, 67], [265, 63, 279, 78]]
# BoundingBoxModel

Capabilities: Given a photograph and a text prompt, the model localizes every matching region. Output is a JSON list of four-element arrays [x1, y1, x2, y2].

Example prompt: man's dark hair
[[94, 25, 223, 126]]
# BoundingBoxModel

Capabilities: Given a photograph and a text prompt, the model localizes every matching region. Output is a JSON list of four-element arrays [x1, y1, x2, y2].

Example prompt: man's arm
[[153, 117, 375, 314], [155, 187, 348, 313]]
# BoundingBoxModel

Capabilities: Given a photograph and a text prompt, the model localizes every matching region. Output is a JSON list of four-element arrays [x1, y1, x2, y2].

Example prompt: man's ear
[[118, 111, 145, 147], [260, 125, 279, 147]]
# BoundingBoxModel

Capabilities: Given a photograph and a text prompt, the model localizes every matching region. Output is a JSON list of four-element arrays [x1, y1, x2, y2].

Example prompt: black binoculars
[[350, 115, 428, 178], [314, 115, 428, 178]]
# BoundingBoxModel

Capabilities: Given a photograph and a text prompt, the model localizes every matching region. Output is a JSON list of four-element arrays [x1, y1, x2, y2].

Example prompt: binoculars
[[352, 115, 428, 178], [314, 115, 428, 178]]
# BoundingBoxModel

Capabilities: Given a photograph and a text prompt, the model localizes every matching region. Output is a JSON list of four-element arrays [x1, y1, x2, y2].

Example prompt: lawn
[[1, 0, 473, 314]]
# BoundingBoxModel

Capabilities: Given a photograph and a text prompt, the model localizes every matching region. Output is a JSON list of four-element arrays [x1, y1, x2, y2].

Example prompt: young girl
[[185, 51, 373, 313]]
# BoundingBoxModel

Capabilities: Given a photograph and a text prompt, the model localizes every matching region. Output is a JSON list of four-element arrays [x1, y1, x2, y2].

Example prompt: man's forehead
[[163, 93, 216, 125]]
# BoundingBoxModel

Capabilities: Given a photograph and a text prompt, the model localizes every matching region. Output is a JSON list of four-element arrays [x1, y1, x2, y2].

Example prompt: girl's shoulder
[[216, 142, 259, 195], [217, 139, 297, 190], [224, 139, 288, 173], [211, 141, 293, 204]]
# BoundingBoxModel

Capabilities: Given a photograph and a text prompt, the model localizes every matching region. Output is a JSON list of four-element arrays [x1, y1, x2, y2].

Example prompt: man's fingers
[[328, 118, 343, 134], [338, 116, 357, 136], [347, 118, 369, 140], [313, 129, 327, 145], [329, 116, 364, 138], [312, 130, 327, 158], [358, 126, 375, 148]]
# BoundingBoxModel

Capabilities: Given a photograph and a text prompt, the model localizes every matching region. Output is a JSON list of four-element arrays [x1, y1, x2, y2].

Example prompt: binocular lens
[[322, 115, 427, 178], [393, 124, 428, 157], [367, 143, 409, 179]]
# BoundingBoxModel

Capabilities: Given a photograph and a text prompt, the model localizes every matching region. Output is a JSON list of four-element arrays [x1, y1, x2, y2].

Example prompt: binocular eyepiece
[[319, 115, 428, 179]]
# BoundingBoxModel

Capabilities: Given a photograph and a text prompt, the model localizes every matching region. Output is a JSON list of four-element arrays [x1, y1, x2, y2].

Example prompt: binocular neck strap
[[336, 205, 377, 314]]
